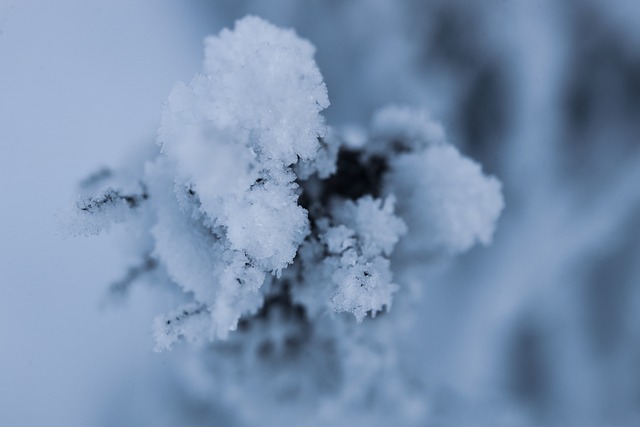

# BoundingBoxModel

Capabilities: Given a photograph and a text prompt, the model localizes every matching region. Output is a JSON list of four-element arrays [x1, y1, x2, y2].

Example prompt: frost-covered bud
[[331, 195, 407, 258], [329, 255, 397, 322], [223, 180, 309, 274], [293, 195, 406, 322], [157, 16, 330, 277], [202, 15, 329, 167], [368, 105, 446, 156], [386, 144, 504, 255]]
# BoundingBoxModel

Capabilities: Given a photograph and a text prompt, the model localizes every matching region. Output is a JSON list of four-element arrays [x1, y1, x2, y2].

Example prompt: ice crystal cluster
[[65, 16, 503, 425]]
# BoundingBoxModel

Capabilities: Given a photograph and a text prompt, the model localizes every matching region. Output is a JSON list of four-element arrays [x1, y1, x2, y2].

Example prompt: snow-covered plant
[[64, 16, 503, 426]]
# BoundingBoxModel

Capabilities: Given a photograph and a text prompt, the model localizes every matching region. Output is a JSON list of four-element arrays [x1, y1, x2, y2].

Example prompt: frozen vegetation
[[64, 15, 503, 426], [52, 0, 640, 426]]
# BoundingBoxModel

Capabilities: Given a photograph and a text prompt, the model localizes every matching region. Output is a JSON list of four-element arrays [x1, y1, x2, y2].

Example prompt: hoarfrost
[[65, 15, 504, 426], [387, 145, 504, 255]]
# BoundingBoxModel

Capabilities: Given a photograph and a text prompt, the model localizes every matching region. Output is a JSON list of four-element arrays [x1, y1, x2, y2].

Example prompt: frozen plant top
[[64, 16, 504, 352], [159, 16, 330, 278]]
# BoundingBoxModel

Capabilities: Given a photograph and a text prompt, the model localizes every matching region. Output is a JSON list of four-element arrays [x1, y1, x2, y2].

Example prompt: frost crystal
[[65, 14, 504, 426], [159, 16, 327, 277]]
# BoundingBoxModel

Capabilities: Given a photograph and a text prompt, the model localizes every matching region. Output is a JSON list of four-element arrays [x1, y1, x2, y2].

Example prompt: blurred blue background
[[1, 1, 639, 426]]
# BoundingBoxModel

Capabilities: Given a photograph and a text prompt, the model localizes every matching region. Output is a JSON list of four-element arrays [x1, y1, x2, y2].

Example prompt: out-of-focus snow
[[387, 145, 503, 255]]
